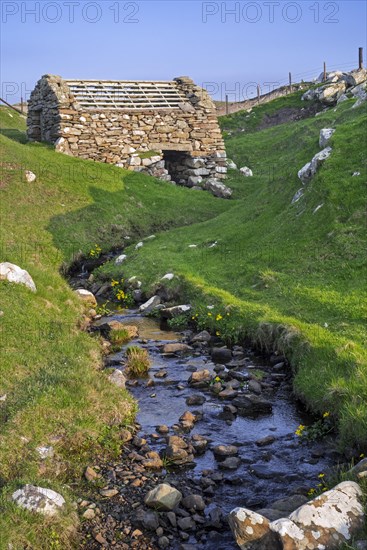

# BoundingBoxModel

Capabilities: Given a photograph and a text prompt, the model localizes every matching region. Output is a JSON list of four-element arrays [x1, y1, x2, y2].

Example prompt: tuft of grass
[[110, 328, 131, 346], [126, 346, 151, 377]]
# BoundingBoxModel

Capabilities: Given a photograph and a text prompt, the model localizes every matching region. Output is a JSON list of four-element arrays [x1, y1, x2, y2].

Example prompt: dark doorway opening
[[162, 150, 191, 185]]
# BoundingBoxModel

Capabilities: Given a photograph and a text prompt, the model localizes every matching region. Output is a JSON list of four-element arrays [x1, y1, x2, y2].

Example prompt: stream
[[88, 307, 343, 549]]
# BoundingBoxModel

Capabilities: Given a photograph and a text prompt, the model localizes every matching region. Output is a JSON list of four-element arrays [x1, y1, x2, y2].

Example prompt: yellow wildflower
[[216, 314, 223, 321], [111, 279, 119, 287], [323, 411, 330, 418], [216, 331, 220, 336], [360, 453, 365, 458], [295, 424, 306, 436], [318, 473, 325, 478], [207, 312, 212, 316]]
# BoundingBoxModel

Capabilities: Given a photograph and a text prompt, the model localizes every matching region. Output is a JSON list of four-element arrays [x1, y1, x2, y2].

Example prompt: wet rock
[[188, 369, 211, 388], [0, 262, 37, 292], [191, 330, 211, 343], [191, 434, 209, 455], [167, 511, 177, 527], [157, 425, 169, 434], [218, 388, 238, 399], [270, 494, 308, 515], [256, 435, 276, 447], [12, 485, 65, 516], [186, 395, 206, 406], [228, 508, 275, 550], [232, 394, 273, 416], [211, 347, 232, 364], [179, 410, 197, 430], [163, 343, 192, 354], [349, 457, 367, 477], [182, 494, 206, 512], [154, 369, 168, 378], [212, 445, 238, 459], [158, 536, 170, 548], [219, 457, 241, 470], [145, 483, 182, 511], [250, 464, 283, 480], [165, 445, 194, 466], [139, 295, 161, 314], [248, 379, 262, 394]]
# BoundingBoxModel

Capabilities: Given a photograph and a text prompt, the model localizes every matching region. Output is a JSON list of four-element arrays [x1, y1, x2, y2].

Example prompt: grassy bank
[[99, 95, 367, 447], [0, 106, 227, 548]]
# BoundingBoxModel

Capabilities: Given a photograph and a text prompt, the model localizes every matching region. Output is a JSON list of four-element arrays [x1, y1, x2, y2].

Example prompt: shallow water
[[102, 310, 340, 549]]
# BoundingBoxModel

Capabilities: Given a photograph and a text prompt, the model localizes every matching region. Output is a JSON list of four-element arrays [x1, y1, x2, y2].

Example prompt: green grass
[[0, 106, 227, 547], [98, 96, 367, 448], [0, 91, 366, 546], [219, 89, 316, 134]]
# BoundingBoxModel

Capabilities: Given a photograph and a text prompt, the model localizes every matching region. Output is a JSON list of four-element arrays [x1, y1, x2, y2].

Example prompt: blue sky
[[1, 0, 366, 102]]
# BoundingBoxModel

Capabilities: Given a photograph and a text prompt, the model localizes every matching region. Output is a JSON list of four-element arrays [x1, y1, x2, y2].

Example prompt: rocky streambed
[[78, 308, 347, 549]]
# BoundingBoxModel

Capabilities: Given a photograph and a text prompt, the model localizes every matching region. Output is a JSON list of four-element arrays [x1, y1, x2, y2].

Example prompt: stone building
[[27, 75, 228, 190]]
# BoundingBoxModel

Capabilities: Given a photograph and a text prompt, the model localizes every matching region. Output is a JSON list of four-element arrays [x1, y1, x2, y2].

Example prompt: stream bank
[[75, 300, 345, 549]]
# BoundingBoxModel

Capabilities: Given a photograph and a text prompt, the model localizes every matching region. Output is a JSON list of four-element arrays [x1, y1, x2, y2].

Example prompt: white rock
[[0, 394, 7, 402], [298, 147, 332, 184], [108, 369, 126, 389], [291, 188, 304, 204], [319, 128, 335, 148], [353, 171, 361, 176], [74, 288, 97, 307], [135, 242, 143, 250], [139, 295, 161, 314], [239, 166, 253, 177], [227, 159, 238, 170], [0, 262, 36, 292], [313, 203, 324, 214], [25, 170, 36, 183], [115, 254, 127, 265], [202, 178, 232, 199], [161, 273, 174, 281], [12, 485, 65, 516], [188, 244, 197, 248], [36, 446, 54, 459]]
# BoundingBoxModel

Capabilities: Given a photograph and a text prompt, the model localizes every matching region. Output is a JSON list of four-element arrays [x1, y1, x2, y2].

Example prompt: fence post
[[323, 62, 327, 81], [225, 94, 229, 115], [359, 47, 364, 69], [21, 96, 24, 113], [257, 84, 260, 103], [289, 72, 292, 93]]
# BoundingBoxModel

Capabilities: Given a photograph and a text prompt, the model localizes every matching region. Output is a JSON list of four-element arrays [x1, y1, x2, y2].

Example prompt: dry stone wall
[[27, 75, 227, 187]]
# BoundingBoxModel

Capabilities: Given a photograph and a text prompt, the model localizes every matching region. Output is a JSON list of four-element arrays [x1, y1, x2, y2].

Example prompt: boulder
[[182, 494, 206, 512], [297, 147, 332, 184], [144, 483, 182, 511], [115, 254, 127, 265], [202, 178, 232, 199], [108, 369, 126, 388], [319, 81, 346, 105], [229, 508, 276, 550], [161, 305, 191, 319], [74, 288, 97, 307], [319, 128, 335, 148], [239, 166, 253, 177], [139, 295, 161, 314], [0, 262, 36, 292], [232, 394, 273, 416], [271, 481, 364, 549], [343, 68, 367, 87], [188, 369, 211, 388], [229, 481, 364, 549], [191, 330, 211, 343], [12, 485, 65, 516], [211, 347, 232, 364], [162, 342, 192, 354]]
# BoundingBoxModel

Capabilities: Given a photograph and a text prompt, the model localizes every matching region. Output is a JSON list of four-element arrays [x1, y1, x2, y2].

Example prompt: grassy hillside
[[0, 91, 366, 547], [99, 95, 367, 446], [0, 106, 228, 548]]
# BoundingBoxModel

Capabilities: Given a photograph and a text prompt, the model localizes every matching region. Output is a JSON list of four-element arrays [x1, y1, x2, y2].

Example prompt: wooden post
[[359, 47, 364, 69], [225, 94, 229, 115], [257, 84, 260, 103], [323, 62, 327, 82], [21, 96, 24, 113], [289, 72, 292, 93]]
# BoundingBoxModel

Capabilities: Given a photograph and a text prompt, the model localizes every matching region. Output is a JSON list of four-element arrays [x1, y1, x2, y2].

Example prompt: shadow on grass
[[0, 129, 28, 144]]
